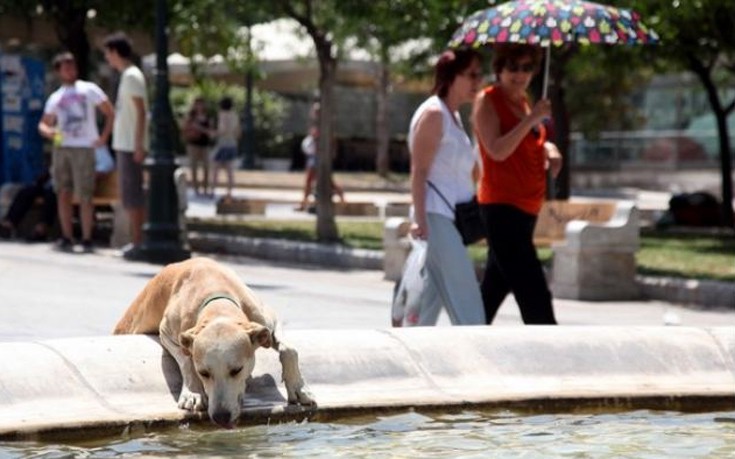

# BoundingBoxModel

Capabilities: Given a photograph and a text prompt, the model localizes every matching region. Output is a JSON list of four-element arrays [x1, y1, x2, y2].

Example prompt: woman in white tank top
[[405, 48, 486, 326]]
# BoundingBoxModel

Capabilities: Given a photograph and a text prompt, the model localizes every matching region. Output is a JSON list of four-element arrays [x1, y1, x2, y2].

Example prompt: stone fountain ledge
[[0, 326, 733, 440]]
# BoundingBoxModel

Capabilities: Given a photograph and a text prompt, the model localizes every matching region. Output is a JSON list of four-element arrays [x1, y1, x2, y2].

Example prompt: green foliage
[[565, 45, 655, 136]]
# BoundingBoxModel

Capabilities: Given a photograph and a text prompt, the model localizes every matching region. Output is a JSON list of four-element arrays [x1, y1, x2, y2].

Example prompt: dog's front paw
[[289, 384, 316, 406], [178, 387, 207, 412]]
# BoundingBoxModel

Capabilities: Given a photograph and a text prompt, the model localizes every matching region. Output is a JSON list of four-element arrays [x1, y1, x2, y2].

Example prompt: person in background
[[472, 43, 562, 325], [0, 170, 56, 242], [103, 31, 149, 257], [0, 147, 116, 242], [209, 96, 241, 202], [38, 51, 114, 253], [407, 48, 486, 326], [296, 102, 344, 211], [183, 97, 213, 197]]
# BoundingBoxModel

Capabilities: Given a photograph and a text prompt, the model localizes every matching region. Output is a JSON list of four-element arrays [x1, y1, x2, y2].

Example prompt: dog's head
[[180, 318, 272, 428]]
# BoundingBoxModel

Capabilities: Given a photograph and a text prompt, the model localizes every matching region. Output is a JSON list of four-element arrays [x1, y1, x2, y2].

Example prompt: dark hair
[[491, 43, 543, 78], [52, 51, 75, 70], [220, 96, 233, 111], [103, 31, 134, 59], [431, 48, 482, 98]]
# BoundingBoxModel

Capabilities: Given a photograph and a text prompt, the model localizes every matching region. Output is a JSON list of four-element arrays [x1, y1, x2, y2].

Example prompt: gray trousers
[[418, 212, 486, 326]]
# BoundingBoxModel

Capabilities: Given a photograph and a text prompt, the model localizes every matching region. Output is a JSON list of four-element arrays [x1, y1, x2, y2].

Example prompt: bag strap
[[426, 180, 455, 213]]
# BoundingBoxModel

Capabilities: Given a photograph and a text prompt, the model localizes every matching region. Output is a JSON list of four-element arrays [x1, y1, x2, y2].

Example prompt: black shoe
[[54, 237, 74, 253], [81, 240, 94, 253]]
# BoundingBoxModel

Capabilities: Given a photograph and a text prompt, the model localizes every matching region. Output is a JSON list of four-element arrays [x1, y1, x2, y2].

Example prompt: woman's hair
[[431, 48, 482, 98], [491, 43, 543, 78], [220, 96, 233, 111]]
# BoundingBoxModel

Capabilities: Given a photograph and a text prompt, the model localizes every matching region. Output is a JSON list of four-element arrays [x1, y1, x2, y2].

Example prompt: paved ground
[[1, 170, 731, 342], [1, 240, 733, 343]]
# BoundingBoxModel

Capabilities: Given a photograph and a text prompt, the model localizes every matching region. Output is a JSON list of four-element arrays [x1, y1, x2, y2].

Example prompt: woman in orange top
[[472, 43, 562, 325]]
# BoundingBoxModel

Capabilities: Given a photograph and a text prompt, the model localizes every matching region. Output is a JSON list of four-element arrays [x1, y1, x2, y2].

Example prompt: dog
[[113, 257, 315, 428]]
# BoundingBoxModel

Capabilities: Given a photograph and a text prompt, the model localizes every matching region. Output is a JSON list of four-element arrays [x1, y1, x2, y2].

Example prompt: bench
[[548, 199, 640, 301], [383, 199, 641, 301]]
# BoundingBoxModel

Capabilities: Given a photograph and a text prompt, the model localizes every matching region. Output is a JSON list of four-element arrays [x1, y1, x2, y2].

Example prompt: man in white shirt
[[103, 32, 149, 257], [38, 52, 114, 253]]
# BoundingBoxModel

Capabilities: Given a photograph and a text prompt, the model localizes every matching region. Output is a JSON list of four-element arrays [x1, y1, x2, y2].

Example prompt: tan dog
[[114, 257, 315, 428]]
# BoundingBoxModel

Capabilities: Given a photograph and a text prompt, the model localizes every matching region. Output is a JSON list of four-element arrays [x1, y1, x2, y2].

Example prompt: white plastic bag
[[391, 239, 428, 327]]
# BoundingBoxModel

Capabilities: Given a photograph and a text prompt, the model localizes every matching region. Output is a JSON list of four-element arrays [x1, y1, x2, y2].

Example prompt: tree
[[0, 0, 154, 79], [268, 0, 343, 242], [634, 0, 735, 228]]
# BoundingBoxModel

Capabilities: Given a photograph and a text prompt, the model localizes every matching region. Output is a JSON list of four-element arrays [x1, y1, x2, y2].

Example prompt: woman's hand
[[544, 141, 563, 178], [528, 99, 552, 125], [410, 221, 429, 240]]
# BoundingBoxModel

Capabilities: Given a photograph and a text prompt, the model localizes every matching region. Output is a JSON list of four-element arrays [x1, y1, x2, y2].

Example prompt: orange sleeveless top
[[476, 85, 547, 215]]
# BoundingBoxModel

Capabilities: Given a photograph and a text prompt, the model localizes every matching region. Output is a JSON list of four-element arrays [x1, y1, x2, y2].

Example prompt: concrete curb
[[188, 231, 384, 270], [188, 232, 734, 309], [637, 275, 735, 309], [1, 327, 733, 439]]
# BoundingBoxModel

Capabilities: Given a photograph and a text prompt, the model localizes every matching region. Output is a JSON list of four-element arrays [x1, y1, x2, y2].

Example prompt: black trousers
[[5, 184, 57, 228], [480, 203, 557, 325]]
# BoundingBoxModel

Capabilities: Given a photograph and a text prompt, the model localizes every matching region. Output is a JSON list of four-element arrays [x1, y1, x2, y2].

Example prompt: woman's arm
[[472, 91, 551, 161], [409, 107, 443, 239]]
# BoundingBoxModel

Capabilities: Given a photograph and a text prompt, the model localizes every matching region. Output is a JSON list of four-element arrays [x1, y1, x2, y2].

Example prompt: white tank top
[[408, 95, 477, 220]]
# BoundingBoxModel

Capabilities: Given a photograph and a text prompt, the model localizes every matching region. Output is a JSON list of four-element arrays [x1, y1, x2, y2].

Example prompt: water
[[1, 409, 733, 458]]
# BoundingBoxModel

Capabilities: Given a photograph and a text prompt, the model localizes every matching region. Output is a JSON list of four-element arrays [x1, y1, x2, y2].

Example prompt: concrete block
[[551, 201, 641, 301]]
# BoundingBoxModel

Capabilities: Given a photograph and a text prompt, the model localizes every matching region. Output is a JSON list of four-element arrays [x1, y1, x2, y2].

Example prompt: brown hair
[[491, 43, 543, 79], [432, 48, 482, 98]]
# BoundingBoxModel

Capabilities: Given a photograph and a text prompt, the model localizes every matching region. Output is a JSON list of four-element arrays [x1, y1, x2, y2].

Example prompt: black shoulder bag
[[426, 181, 485, 245]]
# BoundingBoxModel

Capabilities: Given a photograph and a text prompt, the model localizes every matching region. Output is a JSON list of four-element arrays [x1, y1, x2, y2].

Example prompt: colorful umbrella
[[449, 0, 659, 97]]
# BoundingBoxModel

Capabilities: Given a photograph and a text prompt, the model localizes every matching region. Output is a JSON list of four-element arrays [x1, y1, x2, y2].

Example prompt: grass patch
[[190, 218, 734, 282], [637, 231, 735, 282]]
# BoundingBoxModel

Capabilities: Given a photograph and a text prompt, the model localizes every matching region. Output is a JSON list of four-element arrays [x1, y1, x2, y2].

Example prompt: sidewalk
[[0, 240, 733, 344]]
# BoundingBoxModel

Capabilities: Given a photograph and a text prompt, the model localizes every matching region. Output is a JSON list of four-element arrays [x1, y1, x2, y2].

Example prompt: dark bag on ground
[[427, 181, 485, 245]]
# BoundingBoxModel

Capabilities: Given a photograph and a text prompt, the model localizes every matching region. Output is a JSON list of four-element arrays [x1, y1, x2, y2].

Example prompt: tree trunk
[[49, 2, 90, 80], [375, 61, 391, 177], [315, 49, 340, 242], [688, 54, 735, 228]]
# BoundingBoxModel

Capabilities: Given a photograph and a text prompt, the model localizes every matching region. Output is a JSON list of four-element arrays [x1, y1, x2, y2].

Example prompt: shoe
[[122, 244, 144, 261], [81, 240, 94, 253], [54, 237, 74, 253]]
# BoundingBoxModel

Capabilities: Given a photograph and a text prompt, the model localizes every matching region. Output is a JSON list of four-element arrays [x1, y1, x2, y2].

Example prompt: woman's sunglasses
[[505, 62, 535, 73]]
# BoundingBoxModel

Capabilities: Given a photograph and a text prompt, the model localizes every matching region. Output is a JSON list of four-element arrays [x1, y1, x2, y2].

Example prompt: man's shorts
[[117, 151, 145, 209], [52, 147, 96, 201]]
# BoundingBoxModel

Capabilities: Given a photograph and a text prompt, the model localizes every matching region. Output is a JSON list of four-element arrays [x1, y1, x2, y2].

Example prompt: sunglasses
[[505, 62, 535, 73]]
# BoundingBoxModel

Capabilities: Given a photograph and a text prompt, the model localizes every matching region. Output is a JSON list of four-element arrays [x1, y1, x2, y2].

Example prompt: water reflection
[[1, 409, 734, 458]]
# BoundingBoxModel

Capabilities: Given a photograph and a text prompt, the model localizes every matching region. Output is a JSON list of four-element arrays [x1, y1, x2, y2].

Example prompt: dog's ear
[[179, 327, 197, 356], [245, 323, 272, 349]]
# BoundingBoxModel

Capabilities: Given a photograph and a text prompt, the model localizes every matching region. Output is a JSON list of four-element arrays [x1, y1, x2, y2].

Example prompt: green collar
[[197, 293, 240, 317]]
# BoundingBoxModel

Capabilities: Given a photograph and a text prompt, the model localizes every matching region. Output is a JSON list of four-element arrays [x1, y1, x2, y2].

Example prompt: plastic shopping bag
[[391, 239, 428, 327]]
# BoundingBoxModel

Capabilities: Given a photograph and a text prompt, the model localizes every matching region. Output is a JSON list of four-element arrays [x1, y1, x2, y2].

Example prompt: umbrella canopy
[[449, 0, 658, 96]]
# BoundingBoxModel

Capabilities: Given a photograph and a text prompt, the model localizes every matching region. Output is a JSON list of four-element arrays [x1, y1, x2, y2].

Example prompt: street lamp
[[125, 0, 190, 263]]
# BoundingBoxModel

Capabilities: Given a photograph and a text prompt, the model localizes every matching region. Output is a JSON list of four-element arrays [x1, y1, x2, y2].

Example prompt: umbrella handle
[[542, 45, 550, 100]]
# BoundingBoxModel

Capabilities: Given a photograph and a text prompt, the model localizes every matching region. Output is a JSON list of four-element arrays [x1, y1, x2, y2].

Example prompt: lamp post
[[125, 0, 190, 263]]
